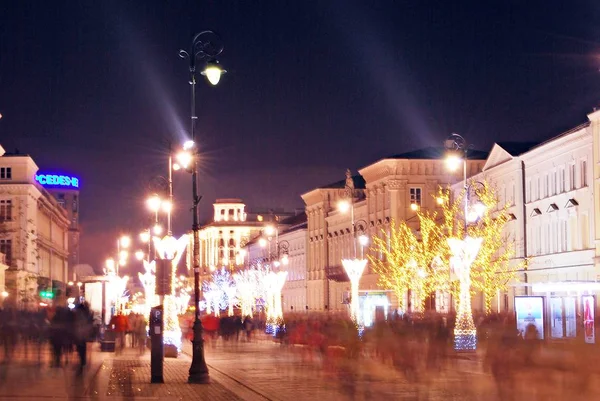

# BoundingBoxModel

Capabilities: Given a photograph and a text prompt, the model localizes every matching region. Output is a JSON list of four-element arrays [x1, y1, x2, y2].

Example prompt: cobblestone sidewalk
[[86, 349, 244, 401]]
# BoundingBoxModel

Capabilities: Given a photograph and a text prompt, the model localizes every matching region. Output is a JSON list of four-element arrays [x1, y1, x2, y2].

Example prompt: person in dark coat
[[50, 303, 71, 367], [73, 302, 93, 373]]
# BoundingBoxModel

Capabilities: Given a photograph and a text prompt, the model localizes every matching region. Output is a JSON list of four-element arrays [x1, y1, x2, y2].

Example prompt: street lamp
[[444, 133, 483, 351], [338, 169, 369, 323], [179, 30, 226, 384]]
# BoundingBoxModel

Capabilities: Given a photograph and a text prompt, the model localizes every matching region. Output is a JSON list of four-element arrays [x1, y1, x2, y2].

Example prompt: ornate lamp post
[[179, 30, 226, 384], [337, 169, 369, 323], [444, 133, 486, 351]]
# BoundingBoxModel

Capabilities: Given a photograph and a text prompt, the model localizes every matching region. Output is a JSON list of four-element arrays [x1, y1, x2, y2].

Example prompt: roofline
[[521, 121, 590, 156]]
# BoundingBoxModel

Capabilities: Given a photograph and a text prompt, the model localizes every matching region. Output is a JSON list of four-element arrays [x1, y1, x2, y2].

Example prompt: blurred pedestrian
[[73, 301, 93, 373]]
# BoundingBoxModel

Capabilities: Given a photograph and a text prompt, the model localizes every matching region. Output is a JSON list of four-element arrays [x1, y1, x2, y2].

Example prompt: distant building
[[191, 199, 265, 275], [0, 144, 70, 308], [35, 170, 81, 281]]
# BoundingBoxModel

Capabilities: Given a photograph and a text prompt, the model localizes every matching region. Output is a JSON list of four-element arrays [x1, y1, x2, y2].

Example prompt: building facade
[[35, 172, 80, 281], [302, 147, 487, 320], [0, 145, 70, 308], [452, 120, 597, 340]]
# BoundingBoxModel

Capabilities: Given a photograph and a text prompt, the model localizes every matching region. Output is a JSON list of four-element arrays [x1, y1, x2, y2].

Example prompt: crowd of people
[[0, 296, 94, 373], [2, 298, 600, 399]]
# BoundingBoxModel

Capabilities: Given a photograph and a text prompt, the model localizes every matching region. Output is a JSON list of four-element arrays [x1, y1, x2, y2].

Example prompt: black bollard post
[[150, 306, 164, 383]]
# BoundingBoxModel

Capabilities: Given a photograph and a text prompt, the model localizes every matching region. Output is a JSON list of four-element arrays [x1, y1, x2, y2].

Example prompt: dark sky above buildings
[[2, 1, 600, 271]]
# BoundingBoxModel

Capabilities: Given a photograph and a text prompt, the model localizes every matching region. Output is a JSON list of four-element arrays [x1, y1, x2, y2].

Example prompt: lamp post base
[[188, 319, 210, 384]]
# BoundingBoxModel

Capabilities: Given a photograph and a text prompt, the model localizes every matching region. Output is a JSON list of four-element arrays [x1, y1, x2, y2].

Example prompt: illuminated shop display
[[515, 296, 545, 340]]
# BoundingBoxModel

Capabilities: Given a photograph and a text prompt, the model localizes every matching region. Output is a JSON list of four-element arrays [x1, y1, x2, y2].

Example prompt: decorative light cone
[[234, 272, 255, 317], [447, 236, 483, 351], [225, 286, 237, 316], [152, 234, 189, 356], [342, 258, 368, 323]]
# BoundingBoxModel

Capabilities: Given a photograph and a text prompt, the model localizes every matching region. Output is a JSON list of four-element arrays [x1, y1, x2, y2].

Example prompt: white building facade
[[0, 145, 70, 308], [302, 147, 487, 320], [243, 213, 308, 314]]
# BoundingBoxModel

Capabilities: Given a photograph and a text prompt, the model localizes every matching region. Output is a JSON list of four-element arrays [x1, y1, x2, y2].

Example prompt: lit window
[[581, 160, 587, 187], [409, 187, 422, 206]]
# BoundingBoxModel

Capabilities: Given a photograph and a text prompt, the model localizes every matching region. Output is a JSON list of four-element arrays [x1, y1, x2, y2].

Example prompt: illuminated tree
[[369, 182, 520, 315], [467, 185, 521, 313], [368, 220, 420, 311]]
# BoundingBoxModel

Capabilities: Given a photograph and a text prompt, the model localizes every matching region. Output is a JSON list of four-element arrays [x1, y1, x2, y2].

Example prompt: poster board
[[515, 296, 545, 340], [582, 295, 595, 344]]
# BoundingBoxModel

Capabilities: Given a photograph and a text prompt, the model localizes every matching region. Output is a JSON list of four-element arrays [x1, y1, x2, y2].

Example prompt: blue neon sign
[[35, 174, 80, 188]]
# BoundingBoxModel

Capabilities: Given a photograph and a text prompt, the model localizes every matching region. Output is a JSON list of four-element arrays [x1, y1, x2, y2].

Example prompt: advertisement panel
[[582, 295, 595, 344], [515, 296, 545, 340]]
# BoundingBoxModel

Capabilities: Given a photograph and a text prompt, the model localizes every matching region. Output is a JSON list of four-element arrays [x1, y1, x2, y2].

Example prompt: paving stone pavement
[[190, 339, 491, 401]]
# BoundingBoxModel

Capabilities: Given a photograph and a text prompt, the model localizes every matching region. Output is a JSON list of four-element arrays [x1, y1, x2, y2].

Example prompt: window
[[581, 160, 588, 187], [559, 168, 566, 193], [545, 174, 549, 198], [553, 171, 557, 195], [569, 164, 576, 191], [0, 239, 12, 266], [409, 187, 422, 206], [537, 176, 541, 200], [0, 200, 12, 221], [0, 167, 11, 179]]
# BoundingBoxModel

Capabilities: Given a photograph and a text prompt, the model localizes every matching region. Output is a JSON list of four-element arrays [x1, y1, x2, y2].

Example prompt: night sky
[[2, 1, 600, 272]]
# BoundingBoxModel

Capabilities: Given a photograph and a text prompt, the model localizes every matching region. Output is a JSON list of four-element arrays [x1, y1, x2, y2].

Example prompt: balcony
[[325, 264, 349, 282]]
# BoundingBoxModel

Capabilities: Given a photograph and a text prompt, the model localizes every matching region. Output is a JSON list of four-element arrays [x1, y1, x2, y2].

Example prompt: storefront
[[358, 290, 391, 327], [514, 281, 600, 343]]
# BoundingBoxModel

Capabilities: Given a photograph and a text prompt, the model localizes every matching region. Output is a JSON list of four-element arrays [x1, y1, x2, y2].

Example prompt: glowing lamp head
[[1, 291, 8, 298], [467, 202, 486, 223], [281, 254, 289, 265], [358, 235, 369, 247], [445, 153, 462, 172], [119, 250, 128, 260], [106, 258, 115, 270], [68, 281, 74, 286], [238, 249, 247, 257], [135, 250, 144, 261], [139, 231, 150, 243], [338, 200, 351, 213], [410, 203, 419, 211], [146, 195, 161, 213], [201, 60, 226, 86], [437, 197, 444, 206], [161, 200, 172, 214], [118, 258, 127, 267], [77, 282, 82, 287], [119, 236, 131, 249], [264, 225, 275, 237], [258, 238, 267, 248], [175, 150, 192, 170], [183, 140, 195, 150], [153, 223, 163, 236], [274, 260, 281, 268]]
